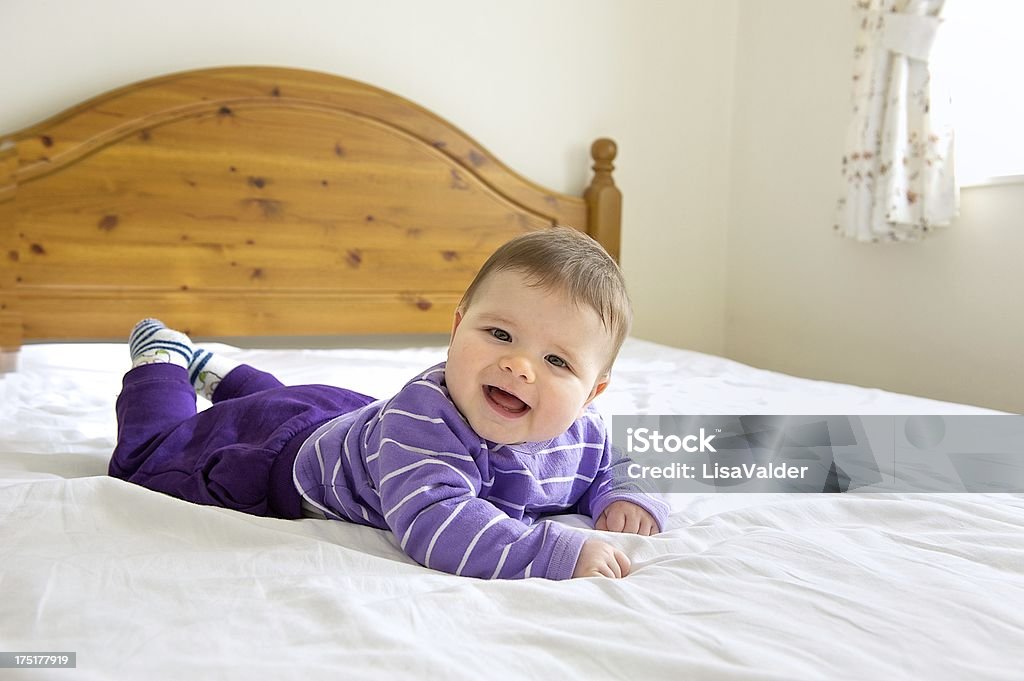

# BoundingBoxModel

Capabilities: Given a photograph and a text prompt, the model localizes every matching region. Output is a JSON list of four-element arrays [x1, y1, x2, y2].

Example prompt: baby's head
[[445, 227, 632, 444]]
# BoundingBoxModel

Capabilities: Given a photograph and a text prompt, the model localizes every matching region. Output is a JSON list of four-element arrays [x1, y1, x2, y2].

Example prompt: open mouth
[[483, 385, 531, 418]]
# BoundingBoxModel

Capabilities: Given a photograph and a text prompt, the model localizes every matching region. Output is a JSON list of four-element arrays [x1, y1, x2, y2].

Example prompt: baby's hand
[[572, 539, 631, 579], [595, 500, 658, 536]]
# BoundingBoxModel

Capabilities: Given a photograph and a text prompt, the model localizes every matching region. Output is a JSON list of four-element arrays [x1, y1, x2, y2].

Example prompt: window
[[931, 1, 1024, 186]]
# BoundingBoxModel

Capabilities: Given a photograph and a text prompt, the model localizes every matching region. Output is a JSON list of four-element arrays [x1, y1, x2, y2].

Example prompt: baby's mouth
[[483, 385, 531, 418]]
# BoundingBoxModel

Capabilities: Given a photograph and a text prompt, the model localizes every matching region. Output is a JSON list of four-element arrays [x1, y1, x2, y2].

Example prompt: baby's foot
[[187, 348, 241, 401], [129, 319, 195, 369]]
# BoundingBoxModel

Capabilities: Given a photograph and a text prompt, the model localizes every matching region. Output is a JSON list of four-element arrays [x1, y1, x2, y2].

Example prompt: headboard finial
[[584, 138, 622, 263], [590, 138, 618, 175]]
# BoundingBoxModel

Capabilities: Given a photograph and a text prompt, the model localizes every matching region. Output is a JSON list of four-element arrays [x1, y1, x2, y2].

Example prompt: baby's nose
[[500, 355, 535, 382]]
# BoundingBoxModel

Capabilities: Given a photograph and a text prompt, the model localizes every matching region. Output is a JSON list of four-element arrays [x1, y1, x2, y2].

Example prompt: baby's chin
[[466, 417, 529, 446], [472, 423, 528, 446]]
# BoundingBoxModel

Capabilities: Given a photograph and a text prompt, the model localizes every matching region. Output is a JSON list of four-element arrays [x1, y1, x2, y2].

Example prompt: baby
[[110, 227, 667, 580]]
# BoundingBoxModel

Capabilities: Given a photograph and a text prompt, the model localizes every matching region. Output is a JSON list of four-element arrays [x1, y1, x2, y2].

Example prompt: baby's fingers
[[603, 550, 628, 578], [605, 509, 626, 532], [595, 513, 608, 531], [614, 549, 631, 577]]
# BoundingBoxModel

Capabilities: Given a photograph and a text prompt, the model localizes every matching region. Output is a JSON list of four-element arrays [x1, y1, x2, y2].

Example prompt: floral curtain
[[835, 0, 957, 243]]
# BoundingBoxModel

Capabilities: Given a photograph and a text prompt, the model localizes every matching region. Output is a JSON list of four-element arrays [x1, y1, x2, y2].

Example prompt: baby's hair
[[458, 226, 632, 372]]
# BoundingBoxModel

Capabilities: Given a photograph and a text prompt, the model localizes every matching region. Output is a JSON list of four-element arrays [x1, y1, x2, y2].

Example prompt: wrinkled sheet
[[1, 339, 1021, 680]]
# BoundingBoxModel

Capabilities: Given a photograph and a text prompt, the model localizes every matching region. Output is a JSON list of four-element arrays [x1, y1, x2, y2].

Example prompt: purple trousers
[[109, 363, 374, 518]]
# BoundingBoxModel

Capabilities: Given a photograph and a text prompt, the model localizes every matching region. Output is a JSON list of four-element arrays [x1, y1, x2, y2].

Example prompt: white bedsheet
[[1, 339, 1021, 680]]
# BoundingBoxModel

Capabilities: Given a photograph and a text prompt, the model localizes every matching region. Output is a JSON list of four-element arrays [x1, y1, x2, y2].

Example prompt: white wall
[[0, 0, 737, 356], [726, 0, 1024, 414]]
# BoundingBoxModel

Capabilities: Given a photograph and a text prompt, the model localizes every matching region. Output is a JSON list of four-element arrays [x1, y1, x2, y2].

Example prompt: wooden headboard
[[0, 66, 620, 351]]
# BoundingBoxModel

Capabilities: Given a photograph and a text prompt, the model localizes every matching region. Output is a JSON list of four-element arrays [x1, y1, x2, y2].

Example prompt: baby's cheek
[[572, 389, 596, 419], [555, 390, 585, 425]]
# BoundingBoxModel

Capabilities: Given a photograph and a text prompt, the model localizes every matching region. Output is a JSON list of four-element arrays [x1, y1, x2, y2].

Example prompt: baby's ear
[[450, 309, 464, 340], [582, 373, 610, 410]]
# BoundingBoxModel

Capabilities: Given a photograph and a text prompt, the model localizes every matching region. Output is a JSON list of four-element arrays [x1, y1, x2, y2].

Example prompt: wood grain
[[0, 67, 621, 351]]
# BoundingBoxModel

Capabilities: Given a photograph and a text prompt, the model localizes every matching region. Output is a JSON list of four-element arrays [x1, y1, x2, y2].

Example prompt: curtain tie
[[881, 12, 943, 61]]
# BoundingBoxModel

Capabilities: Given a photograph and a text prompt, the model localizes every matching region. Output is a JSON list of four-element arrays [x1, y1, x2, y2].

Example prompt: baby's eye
[[489, 328, 512, 342], [545, 355, 568, 369]]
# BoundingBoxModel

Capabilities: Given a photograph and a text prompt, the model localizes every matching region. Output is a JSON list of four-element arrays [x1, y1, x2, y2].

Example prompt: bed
[[2, 67, 1022, 681]]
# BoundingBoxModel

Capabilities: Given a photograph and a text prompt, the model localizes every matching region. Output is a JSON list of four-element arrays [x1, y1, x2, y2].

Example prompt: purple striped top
[[292, 363, 668, 580]]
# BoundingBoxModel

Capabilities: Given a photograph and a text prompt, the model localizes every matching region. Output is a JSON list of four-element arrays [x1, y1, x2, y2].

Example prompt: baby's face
[[445, 270, 613, 444]]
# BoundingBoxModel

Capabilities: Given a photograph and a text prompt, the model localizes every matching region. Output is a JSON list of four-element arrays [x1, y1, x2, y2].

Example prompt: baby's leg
[[187, 347, 243, 401], [110, 319, 199, 479], [188, 349, 283, 402], [127, 318, 288, 402], [203, 363, 285, 403]]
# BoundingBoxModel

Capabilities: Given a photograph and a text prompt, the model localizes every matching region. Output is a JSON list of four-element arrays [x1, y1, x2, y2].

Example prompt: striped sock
[[188, 348, 241, 400], [129, 319, 195, 369]]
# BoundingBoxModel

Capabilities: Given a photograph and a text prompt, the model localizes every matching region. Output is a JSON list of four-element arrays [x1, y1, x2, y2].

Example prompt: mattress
[[1, 338, 1021, 680]]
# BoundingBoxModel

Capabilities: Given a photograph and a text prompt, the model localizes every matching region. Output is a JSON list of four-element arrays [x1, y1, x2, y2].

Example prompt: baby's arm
[[577, 434, 670, 535], [373, 396, 584, 580], [384, 483, 583, 580]]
